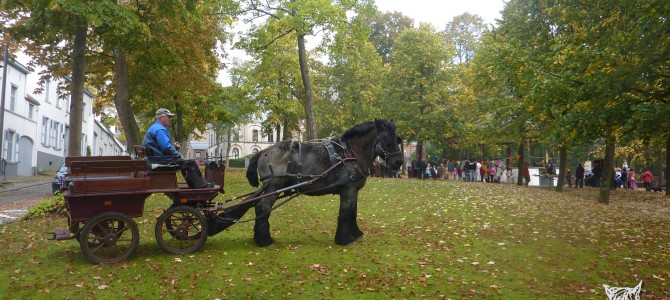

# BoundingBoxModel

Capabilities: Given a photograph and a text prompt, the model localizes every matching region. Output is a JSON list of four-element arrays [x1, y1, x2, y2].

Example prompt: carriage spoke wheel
[[80, 212, 139, 264], [155, 205, 207, 255]]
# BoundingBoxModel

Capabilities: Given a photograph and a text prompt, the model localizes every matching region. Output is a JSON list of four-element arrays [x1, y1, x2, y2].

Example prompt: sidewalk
[[0, 175, 53, 224]]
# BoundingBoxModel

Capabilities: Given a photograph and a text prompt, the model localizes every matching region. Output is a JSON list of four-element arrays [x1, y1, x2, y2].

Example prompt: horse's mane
[[340, 119, 395, 143]]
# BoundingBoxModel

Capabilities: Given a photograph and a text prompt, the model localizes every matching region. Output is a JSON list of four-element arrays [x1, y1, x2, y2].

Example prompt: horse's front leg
[[254, 192, 278, 247], [335, 187, 362, 245], [349, 191, 364, 240]]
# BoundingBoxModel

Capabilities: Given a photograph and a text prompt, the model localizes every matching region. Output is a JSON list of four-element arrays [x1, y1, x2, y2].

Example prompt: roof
[[190, 141, 209, 151]]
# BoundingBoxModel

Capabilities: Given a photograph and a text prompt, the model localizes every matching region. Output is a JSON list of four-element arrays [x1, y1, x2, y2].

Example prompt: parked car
[[51, 163, 67, 194]]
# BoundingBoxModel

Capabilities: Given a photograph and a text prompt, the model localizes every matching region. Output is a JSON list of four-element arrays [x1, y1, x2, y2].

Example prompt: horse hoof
[[356, 235, 366, 241]]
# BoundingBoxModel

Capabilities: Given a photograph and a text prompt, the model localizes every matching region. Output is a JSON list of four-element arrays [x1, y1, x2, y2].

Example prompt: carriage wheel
[[155, 205, 208, 255], [80, 212, 139, 264]]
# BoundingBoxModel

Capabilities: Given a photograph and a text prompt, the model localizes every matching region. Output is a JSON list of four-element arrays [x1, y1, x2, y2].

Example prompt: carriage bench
[[65, 159, 150, 193]]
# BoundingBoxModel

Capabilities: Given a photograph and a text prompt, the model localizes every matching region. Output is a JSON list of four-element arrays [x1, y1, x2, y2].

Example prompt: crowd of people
[[572, 163, 657, 191], [396, 158, 661, 192], [406, 159, 514, 184]]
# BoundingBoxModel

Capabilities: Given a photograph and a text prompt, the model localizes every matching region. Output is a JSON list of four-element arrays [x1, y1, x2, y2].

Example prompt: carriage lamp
[[104, 200, 112, 206]]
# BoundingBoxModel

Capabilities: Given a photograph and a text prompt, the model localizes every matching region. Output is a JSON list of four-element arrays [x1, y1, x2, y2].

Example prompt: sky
[[374, 0, 506, 29]]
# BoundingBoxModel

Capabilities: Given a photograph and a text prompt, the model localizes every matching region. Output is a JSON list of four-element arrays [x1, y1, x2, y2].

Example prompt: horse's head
[[374, 120, 403, 170]]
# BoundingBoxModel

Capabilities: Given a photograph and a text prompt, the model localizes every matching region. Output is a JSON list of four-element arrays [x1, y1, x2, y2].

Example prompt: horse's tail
[[246, 151, 261, 187]]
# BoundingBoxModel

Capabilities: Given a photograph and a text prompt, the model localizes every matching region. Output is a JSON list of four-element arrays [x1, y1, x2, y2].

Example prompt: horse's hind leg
[[335, 188, 363, 245], [253, 188, 278, 247]]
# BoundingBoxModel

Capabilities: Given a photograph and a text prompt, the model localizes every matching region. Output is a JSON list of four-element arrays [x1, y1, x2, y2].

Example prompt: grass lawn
[[1, 168, 669, 299]]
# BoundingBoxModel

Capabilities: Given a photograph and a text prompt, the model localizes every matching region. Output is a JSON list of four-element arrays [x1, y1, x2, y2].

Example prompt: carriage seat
[[134, 145, 179, 171]]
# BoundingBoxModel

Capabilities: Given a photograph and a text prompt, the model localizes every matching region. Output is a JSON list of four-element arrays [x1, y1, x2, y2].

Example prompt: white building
[[195, 119, 297, 162], [0, 59, 38, 176], [1, 53, 125, 176], [92, 119, 126, 157]]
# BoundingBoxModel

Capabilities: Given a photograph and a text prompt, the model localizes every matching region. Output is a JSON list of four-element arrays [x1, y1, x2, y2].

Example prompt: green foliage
[[23, 193, 66, 220], [228, 155, 253, 168], [385, 23, 456, 151], [365, 10, 414, 63]]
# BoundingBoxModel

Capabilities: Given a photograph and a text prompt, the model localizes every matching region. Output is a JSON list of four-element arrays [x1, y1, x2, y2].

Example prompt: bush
[[23, 192, 66, 220], [228, 154, 255, 168]]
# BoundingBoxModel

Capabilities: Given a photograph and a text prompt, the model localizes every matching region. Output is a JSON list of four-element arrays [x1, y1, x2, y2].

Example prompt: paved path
[[0, 175, 52, 224]]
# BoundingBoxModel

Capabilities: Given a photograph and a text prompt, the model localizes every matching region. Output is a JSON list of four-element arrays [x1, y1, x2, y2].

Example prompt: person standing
[[522, 163, 531, 186], [506, 167, 513, 184], [566, 168, 572, 187], [447, 160, 455, 180], [143, 108, 212, 189], [628, 169, 637, 190], [467, 159, 476, 182], [621, 167, 628, 189], [489, 165, 495, 183], [495, 166, 503, 183], [575, 163, 585, 188], [642, 170, 654, 192]]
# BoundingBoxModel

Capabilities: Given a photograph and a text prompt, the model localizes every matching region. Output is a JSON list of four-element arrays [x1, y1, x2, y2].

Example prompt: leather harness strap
[[323, 139, 343, 167]]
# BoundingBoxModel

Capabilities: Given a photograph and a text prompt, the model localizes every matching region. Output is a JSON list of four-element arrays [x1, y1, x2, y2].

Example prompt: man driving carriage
[[143, 108, 213, 189]]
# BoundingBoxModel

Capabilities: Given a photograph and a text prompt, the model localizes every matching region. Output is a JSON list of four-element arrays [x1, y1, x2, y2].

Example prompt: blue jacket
[[142, 120, 182, 163]]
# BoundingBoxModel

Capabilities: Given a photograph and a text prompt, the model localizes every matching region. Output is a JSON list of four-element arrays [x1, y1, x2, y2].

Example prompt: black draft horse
[[243, 119, 403, 247]]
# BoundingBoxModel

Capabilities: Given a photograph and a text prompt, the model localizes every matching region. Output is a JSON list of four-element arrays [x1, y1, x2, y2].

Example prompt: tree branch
[[254, 28, 294, 51]]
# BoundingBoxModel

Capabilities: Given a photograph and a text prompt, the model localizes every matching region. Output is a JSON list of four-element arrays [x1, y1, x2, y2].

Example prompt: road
[[0, 175, 53, 224]]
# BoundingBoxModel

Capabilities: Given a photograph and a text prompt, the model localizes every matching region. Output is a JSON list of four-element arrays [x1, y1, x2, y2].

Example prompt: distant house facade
[[1, 53, 125, 176], [186, 119, 299, 163], [92, 119, 125, 157]]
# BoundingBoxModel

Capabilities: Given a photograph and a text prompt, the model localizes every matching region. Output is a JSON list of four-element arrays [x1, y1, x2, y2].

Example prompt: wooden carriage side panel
[[66, 193, 151, 222], [66, 160, 150, 193], [65, 156, 131, 166]]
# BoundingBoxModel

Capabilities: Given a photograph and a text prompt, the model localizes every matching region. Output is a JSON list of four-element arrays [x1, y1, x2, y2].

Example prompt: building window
[[41, 117, 49, 145], [195, 152, 202, 158], [28, 103, 35, 120], [267, 132, 273, 143], [10, 85, 17, 112], [233, 128, 240, 142], [64, 125, 69, 155], [14, 134, 19, 162], [45, 82, 50, 104], [3, 130, 15, 162], [252, 129, 259, 142], [58, 124, 64, 150], [232, 148, 239, 159], [252, 148, 259, 154], [49, 120, 59, 148], [81, 133, 87, 156], [93, 132, 98, 155]]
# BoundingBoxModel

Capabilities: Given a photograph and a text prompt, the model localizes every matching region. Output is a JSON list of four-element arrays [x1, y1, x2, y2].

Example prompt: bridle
[[374, 135, 401, 166]]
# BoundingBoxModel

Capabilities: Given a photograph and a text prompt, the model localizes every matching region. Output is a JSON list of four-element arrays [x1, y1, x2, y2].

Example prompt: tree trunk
[[113, 49, 140, 153], [282, 119, 290, 140], [598, 133, 616, 204], [174, 102, 185, 156], [68, 22, 87, 157], [556, 145, 567, 192], [416, 140, 423, 163], [225, 126, 233, 167], [516, 138, 525, 186], [297, 33, 316, 140]]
